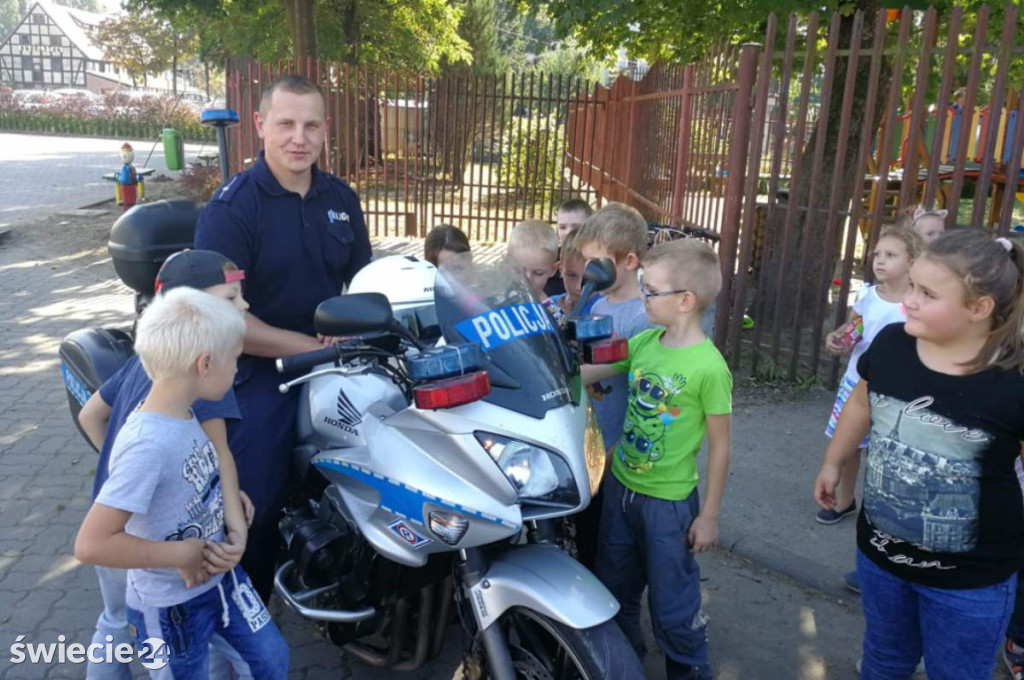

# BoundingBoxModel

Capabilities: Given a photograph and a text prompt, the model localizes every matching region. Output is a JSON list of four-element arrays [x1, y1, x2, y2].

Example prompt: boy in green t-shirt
[[583, 239, 733, 680]]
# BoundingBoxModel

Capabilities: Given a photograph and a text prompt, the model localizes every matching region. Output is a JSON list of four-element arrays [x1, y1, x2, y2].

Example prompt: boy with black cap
[[76, 250, 254, 680]]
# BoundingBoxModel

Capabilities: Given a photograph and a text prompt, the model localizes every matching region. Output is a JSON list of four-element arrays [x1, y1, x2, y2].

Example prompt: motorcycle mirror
[[582, 258, 616, 292], [315, 293, 395, 337]]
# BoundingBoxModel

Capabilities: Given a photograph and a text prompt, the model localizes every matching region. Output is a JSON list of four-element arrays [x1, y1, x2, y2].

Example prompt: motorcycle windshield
[[434, 253, 576, 418]]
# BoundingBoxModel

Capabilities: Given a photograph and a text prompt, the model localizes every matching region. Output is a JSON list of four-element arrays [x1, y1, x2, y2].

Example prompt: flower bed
[[0, 86, 216, 143]]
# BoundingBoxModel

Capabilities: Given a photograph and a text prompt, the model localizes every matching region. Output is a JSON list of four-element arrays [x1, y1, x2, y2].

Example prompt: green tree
[[54, 0, 100, 11], [136, 0, 468, 71], [315, 0, 469, 71], [92, 9, 198, 92], [0, 0, 20, 39]]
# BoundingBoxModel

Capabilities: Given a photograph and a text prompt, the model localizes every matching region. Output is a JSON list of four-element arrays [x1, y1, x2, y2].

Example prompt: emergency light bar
[[566, 315, 614, 342], [405, 344, 483, 381], [583, 338, 628, 364], [413, 371, 491, 410]]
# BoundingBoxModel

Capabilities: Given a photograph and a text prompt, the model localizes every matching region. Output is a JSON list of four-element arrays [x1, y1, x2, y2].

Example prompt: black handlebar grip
[[275, 344, 342, 374]]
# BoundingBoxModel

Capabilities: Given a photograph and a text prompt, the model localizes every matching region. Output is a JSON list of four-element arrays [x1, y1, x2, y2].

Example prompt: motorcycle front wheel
[[498, 607, 645, 680]]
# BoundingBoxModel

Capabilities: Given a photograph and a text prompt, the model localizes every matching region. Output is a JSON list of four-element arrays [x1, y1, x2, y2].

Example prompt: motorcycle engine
[[279, 489, 373, 602]]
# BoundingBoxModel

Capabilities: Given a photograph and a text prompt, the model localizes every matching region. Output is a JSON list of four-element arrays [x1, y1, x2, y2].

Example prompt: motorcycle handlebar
[[276, 344, 343, 374]]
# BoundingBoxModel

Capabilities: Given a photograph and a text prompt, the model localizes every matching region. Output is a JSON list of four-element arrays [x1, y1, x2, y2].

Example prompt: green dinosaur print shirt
[[610, 330, 733, 501]]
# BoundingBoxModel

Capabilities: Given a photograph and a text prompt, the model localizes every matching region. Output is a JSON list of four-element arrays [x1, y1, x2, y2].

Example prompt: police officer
[[195, 74, 372, 599]]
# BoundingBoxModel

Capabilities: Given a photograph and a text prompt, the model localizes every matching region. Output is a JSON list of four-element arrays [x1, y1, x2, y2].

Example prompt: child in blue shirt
[[76, 250, 255, 679], [76, 285, 288, 679]]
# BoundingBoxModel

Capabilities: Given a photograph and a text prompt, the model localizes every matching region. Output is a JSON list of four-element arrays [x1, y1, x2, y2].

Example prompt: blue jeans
[[1007, 568, 1024, 644], [126, 566, 289, 679], [858, 550, 1015, 680], [91, 566, 253, 680], [595, 475, 710, 673], [88, 566, 135, 680]]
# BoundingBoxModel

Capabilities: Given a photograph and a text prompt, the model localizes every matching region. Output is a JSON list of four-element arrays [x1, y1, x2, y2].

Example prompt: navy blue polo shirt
[[194, 152, 372, 337], [93, 356, 240, 500]]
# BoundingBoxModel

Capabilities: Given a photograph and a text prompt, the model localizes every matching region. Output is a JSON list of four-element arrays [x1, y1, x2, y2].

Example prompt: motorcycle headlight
[[475, 432, 580, 507]]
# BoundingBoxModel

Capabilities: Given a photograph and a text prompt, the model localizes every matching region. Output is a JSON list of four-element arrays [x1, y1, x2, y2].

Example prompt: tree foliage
[[317, 0, 469, 71], [92, 8, 198, 90], [0, 0, 20, 39], [54, 0, 100, 11], [135, 0, 469, 72], [528, 0, 802, 64]]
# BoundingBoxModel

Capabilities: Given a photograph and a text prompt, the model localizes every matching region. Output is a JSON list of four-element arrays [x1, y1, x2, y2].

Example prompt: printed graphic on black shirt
[[167, 437, 224, 542], [864, 392, 991, 557]]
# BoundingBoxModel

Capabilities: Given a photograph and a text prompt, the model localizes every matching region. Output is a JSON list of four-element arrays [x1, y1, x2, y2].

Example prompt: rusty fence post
[[622, 80, 640, 206], [714, 44, 759, 348], [670, 66, 696, 224]]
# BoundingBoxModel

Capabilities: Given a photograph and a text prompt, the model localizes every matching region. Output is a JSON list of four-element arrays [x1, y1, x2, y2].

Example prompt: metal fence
[[224, 58, 599, 242], [225, 6, 1024, 382], [566, 6, 1024, 383]]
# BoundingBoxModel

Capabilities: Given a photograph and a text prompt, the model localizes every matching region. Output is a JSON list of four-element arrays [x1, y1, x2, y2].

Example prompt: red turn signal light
[[584, 337, 628, 364], [414, 371, 491, 410]]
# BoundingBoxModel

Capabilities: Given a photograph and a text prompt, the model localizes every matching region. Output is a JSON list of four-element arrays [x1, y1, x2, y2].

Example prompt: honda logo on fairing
[[323, 390, 362, 435]]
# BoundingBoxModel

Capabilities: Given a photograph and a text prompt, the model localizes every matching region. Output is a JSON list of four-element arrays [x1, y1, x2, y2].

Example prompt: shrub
[[497, 110, 566, 204], [179, 163, 222, 202], [0, 85, 215, 143]]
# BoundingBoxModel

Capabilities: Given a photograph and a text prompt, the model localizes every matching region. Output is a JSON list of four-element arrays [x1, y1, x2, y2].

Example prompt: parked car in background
[[50, 88, 104, 114], [12, 89, 55, 110]]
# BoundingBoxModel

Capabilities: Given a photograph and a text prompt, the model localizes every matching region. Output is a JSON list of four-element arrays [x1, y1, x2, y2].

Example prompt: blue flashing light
[[201, 109, 240, 127], [568, 315, 614, 342], [405, 344, 483, 381]]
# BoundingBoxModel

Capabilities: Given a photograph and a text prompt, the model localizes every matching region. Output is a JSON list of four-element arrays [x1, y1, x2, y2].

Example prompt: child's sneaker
[[1004, 637, 1024, 680], [816, 500, 856, 525]]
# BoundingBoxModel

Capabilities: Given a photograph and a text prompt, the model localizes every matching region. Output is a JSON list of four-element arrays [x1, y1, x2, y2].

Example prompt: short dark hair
[[558, 198, 594, 218], [424, 224, 471, 265], [259, 74, 325, 116]]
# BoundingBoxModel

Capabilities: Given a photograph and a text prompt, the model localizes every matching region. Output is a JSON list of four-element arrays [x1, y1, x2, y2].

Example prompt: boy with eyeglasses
[[583, 238, 733, 680]]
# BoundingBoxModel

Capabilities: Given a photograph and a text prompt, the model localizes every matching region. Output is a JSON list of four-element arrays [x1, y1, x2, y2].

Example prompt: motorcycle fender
[[468, 545, 619, 631]]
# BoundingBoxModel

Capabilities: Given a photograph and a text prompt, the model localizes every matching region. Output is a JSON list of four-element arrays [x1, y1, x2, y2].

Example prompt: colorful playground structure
[[866, 91, 1024, 232]]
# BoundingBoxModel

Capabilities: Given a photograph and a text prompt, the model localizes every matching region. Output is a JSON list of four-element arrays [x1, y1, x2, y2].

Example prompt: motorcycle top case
[[108, 199, 201, 295], [59, 327, 134, 450]]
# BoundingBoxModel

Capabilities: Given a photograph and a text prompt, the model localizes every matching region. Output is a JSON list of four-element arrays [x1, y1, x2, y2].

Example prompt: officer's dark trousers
[[229, 361, 300, 602]]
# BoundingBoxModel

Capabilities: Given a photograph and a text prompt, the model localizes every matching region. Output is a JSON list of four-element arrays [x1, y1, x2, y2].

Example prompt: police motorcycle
[[269, 253, 645, 678], [58, 204, 645, 677]]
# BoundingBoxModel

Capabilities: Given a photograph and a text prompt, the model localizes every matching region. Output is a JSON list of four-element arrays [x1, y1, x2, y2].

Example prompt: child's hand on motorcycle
[[239, 491, 255, 528], [203, 530, 247, 574], [687, 514, 718, 554], [176, 538, 211, 588]]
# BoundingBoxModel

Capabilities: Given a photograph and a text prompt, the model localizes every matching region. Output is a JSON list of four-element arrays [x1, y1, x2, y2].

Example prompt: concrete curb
[[719, 527, 857, 604]]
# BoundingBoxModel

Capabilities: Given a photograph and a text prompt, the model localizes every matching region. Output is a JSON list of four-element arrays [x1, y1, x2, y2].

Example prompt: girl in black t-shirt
[[814, 230, 1024, 679]]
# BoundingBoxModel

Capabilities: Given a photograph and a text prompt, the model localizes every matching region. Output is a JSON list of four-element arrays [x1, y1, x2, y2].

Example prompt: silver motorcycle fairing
[[307, 369, 407, 450], [467, 544, 620, 631], [311, 410, 523, 568], [303, 362, 597, 567], [385, 395, 594, 520]]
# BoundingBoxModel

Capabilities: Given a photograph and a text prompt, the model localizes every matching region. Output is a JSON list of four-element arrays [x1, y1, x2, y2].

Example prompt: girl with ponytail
[[815, 230, 1024, 678]]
